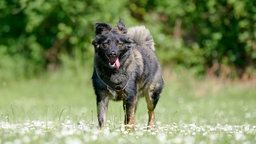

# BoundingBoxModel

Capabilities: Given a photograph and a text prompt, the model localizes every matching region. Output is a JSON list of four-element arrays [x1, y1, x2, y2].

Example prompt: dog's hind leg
[[145, 84, 163, 129]]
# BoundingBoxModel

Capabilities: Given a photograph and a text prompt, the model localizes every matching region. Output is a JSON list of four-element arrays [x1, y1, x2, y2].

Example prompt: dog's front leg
[[123, 95, 137, 129], [97, 95, 109, 129]]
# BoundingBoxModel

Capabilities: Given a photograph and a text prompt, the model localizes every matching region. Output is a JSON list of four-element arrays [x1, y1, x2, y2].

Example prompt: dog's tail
[[127, 26, 155, 51]]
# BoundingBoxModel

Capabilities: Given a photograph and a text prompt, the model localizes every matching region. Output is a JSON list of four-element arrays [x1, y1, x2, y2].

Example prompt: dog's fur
[[92, 19, 164, 129]]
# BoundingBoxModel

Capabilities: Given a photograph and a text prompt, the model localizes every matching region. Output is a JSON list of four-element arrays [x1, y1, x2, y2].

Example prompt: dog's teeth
[[108, 58, 120, 69], [109, 63, 115, 68]]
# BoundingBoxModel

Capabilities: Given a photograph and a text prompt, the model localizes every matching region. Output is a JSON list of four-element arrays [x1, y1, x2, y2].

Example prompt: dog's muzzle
[[107, 52, 120, 69]]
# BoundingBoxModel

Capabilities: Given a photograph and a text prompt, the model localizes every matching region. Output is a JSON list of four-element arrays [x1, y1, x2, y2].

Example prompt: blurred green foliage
[[0, 0, 255, 80]]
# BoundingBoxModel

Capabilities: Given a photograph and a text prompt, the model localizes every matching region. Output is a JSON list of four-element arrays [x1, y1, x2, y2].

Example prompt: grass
[[0, 67, 256, 144]]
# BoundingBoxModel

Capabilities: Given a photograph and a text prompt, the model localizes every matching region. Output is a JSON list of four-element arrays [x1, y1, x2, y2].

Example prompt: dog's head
[[92, 19, 133, 70]]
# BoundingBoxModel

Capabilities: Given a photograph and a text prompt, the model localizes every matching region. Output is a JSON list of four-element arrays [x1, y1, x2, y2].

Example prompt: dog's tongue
[[109, 57, 120, 69], [115, 58, 120, 69]]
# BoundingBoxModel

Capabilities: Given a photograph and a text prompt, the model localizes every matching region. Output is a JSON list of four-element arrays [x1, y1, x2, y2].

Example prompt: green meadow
[[1, 0, 256, 143], [0, 68, 255, 144]]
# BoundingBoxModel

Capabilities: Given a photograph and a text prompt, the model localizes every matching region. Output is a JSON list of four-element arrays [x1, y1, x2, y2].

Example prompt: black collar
[[95, 69, 129, 91]]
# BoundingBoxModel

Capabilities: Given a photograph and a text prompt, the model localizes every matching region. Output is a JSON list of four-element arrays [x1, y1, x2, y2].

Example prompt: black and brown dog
[[92, 19, 164, 130]]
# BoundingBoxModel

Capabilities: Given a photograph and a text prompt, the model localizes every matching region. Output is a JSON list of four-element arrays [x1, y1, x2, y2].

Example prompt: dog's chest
[[98, 68, 129, 90], [108, 88, 125, 101]]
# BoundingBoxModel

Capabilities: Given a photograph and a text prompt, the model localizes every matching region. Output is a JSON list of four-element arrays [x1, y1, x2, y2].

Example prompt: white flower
[[209, 134, 218, 141], [172, 136, 183, 143], [65, 137, 83, 144], [234, 132, 246, 141], [184, 136, 195, 144], [157, 133, 166, 143]]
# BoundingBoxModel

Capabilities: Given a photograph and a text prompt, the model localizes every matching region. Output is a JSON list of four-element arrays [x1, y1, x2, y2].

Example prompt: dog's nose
[[109, 51, 117, 57]]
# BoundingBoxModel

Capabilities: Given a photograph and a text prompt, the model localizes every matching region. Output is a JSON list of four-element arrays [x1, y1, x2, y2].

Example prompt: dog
[[92, 19, 164, 130]]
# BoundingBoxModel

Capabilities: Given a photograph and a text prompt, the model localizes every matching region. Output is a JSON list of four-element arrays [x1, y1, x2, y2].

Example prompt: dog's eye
[[103, 43, 108, 47], [102, 41, 110, 49], [118, 42, 123, 47]]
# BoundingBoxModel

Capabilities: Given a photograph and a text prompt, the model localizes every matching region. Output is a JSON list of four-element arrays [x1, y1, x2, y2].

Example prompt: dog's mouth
[[107, 56, 120, 69]]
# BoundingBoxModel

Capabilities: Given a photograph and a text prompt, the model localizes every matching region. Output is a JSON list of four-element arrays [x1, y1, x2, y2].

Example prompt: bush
[[130, 0, 256, 78], [0, 0, 255, 80]]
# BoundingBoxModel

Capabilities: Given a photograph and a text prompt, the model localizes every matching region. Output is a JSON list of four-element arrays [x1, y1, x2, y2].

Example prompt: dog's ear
[[116, 19, 127, 34], [92, 38, 98, 47], [95, 23, 112, 35], [92, 35, 101, 51]]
